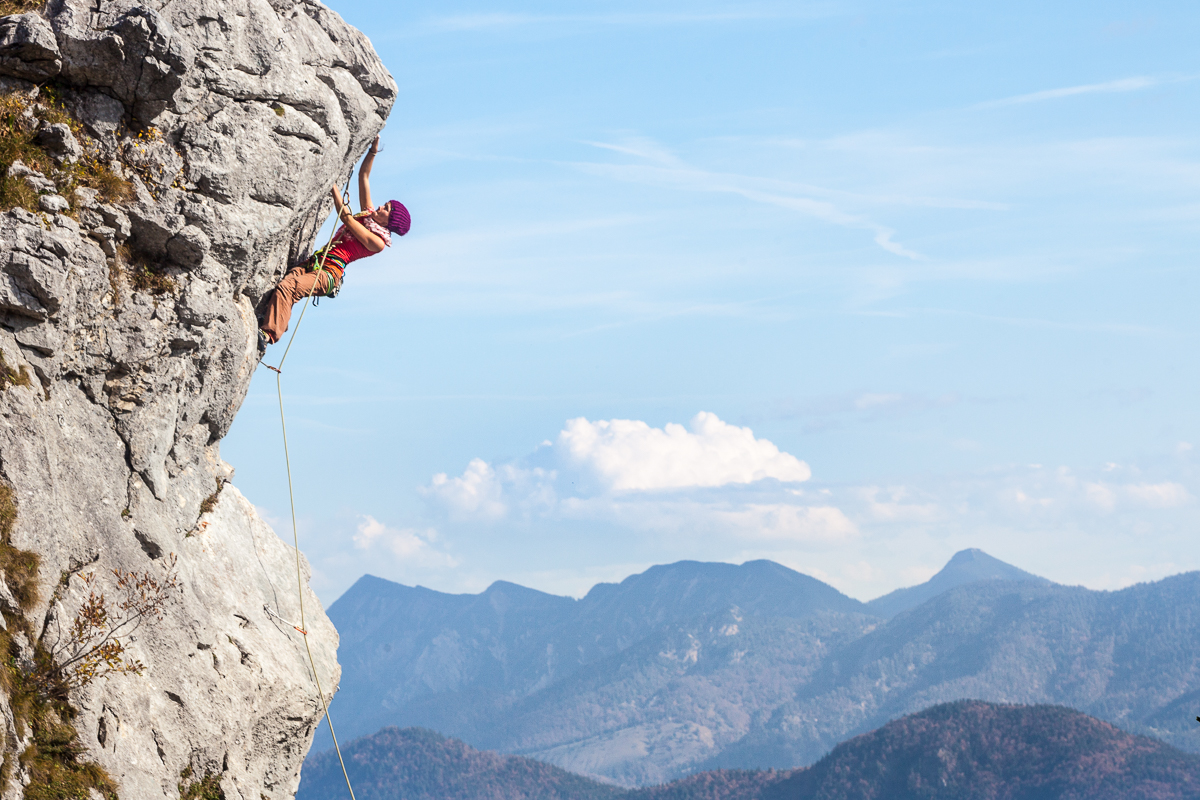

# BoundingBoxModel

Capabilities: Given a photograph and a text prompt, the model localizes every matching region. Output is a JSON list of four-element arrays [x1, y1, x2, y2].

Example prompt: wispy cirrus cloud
[[573, 138, 926, 259], [976, 75, 1193, 108], [770, 390, 963, 433], [416, 6, 844, 33], [874, 307, 1169, 337]]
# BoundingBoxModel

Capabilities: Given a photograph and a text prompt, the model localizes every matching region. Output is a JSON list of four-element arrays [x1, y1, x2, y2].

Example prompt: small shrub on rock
[[180, 765, 226, 800], [0, 483, 117, 799], [0, 350, 31, 393], [116, 243, 177, 296], [37, 554, 181, 691]]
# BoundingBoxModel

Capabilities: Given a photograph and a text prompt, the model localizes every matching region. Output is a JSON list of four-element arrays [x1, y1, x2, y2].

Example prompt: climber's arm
[[331, 185, 385, 253], [358, 136, 379, 210]]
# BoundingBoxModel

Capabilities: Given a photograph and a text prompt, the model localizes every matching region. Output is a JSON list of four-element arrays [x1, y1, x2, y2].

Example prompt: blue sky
[[224, 0, 1200, 604]]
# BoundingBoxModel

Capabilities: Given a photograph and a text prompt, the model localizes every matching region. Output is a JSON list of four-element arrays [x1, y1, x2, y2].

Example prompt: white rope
[[261, 193, 358, 800]]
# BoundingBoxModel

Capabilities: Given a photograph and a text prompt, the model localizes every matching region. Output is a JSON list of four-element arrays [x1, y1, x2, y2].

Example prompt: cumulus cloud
[[422, 459, 557, 521], [557, 411, 810, 491], [423, 459, 508, 520], [420, 412, 827, 541], [416, 415, 1198, 591], [353, 516, 458, 567]]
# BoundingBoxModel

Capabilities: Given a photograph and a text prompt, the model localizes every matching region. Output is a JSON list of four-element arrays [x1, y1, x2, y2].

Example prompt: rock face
[[0, 0, 395, 797]]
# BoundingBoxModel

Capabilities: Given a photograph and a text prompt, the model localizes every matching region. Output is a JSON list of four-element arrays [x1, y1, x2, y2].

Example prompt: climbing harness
[[260, 191, 358, 800], [308, 252, 342, 307]]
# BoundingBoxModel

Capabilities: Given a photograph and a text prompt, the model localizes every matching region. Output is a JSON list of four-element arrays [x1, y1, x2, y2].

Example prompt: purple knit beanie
[[387, 200, 411, 236]]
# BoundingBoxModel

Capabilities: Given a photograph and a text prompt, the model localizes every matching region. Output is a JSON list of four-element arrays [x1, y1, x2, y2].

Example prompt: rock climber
[[258, 135, 410, 351]]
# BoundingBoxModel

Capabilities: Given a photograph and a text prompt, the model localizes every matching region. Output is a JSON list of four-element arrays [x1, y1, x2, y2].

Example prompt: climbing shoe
[[257, 329, 270, 355]]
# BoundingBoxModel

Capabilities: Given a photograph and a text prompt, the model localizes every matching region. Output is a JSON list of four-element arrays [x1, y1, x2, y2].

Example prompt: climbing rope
[[261, 192, 358, 800]]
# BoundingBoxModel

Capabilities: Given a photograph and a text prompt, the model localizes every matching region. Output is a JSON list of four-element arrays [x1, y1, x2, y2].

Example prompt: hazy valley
[[300, 701, 1200, 800]]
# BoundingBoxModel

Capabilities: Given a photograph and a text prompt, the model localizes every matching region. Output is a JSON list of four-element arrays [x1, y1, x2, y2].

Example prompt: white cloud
[[860, 486, 941, 522], [1013, 489, 1052, 508], [415, 418, 1198, 599], [422, 459, 557, 521], [557, 411, 810, 491], [423, 458, 508, 520], [1080, 480, 1191, 512], [1084, 482, 1118, 512], [420, 412, 825, 544], [1125, 482, 1191, 508], [353, 516, 458, 567], [706, 503, 856, 542]]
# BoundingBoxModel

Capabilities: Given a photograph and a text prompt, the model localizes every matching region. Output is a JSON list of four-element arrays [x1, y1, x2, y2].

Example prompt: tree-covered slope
[[299, 727, 627, 800], [299, 703, 1200, 800], [769, 700, 1200, 800]]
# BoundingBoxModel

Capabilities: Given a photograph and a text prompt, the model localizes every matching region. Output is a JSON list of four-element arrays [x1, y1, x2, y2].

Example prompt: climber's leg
[[260, 266, 331, 343]]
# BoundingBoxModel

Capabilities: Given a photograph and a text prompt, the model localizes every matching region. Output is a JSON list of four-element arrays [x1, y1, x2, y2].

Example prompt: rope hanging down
[[261, 192, 357, 800]]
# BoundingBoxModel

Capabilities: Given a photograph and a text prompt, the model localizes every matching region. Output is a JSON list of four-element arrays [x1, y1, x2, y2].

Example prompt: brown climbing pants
[[260, 266, 338, 343]]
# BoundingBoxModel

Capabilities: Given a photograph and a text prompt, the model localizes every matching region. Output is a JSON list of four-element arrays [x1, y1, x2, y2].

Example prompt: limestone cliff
[[0, 0, 395, 796]]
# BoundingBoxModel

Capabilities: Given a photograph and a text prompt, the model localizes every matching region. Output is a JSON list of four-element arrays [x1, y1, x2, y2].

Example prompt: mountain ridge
[[864, 547, 1050, 618], [299, 702, 1200, 800], [317, 553, 1200, 785]]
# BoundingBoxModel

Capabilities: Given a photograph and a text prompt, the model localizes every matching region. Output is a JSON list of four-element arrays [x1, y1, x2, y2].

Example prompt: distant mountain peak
[[945, 547, 1009, 566], [936, 548, 1045, 581], [865, 548, 1049, 618]]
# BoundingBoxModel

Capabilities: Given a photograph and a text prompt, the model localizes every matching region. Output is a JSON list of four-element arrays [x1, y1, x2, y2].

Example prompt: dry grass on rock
[[0, 89, 133, 213]]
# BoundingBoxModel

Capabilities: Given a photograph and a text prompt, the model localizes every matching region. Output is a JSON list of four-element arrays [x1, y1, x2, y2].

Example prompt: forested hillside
[[300, 727, 625, 800], [771, 701, 1200, 800], [298, 703, 1200, 800]]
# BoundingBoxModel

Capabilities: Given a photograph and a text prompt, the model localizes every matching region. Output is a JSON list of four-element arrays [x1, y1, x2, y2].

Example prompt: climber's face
[[370, 202, 391, 227]]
